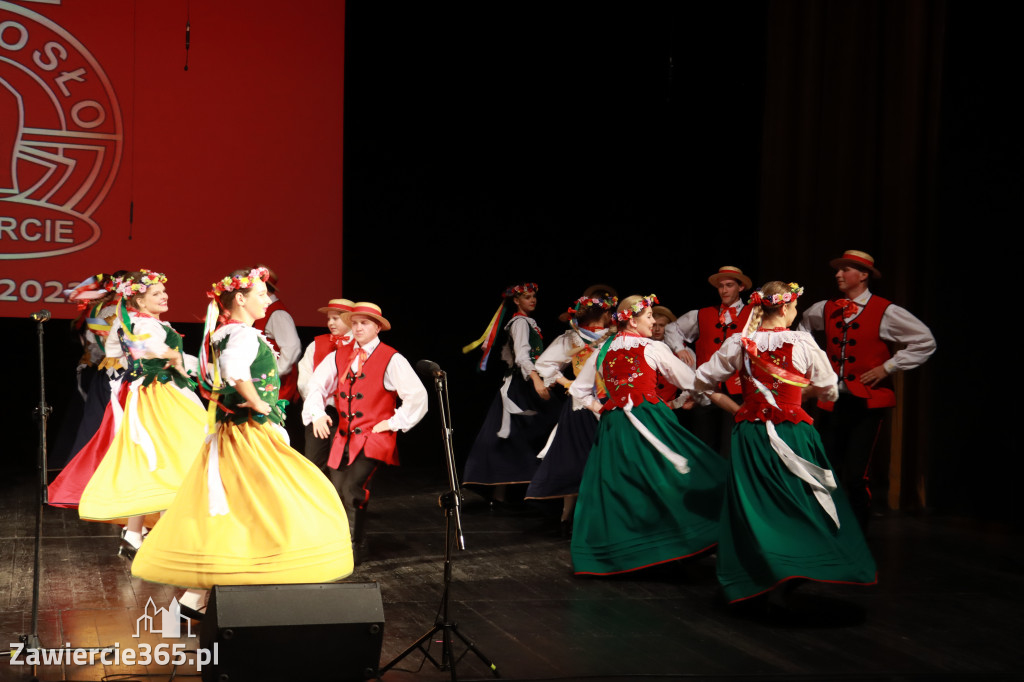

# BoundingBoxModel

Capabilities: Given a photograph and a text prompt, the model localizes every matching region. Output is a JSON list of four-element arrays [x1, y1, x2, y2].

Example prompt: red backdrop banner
[[0, 0, 344, 326]]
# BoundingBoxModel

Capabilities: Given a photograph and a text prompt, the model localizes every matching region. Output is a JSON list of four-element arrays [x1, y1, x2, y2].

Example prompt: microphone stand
[[22, 311, 53, 672], [379, 363, 499, 681]]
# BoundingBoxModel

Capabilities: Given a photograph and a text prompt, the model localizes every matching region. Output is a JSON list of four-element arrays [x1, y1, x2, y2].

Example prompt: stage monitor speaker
[[199, 582, 384, 682]]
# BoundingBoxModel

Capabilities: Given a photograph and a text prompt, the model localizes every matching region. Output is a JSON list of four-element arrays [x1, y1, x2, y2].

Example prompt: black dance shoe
[[117, 541, 139, 560]]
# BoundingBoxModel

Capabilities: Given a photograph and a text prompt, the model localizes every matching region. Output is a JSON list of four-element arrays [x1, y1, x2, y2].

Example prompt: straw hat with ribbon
[[341, 302, 391, 331], [829, 249, 882, 278], [708, 266, 752, 291], [317, 298, 355, 315], [651, 305, 677, 323]]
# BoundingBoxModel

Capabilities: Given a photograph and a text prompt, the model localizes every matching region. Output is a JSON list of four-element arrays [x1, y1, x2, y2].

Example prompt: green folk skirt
[[718, 420, 877, 602], [571, 401, 728, 575]]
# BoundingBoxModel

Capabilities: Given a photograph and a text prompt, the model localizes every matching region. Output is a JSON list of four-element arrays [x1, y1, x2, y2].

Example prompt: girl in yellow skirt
[[78, 270, 207, 556], [131, 267, 353, 618]]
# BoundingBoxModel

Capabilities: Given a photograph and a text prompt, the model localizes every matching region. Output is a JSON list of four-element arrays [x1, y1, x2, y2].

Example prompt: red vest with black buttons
[[821, 295, 895, 409], [695, 305, 751, 395], [328, 342, 399, 468]]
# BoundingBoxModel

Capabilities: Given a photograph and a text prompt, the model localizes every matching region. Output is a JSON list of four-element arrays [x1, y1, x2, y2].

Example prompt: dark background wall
[[5, 1, 1018, 525]]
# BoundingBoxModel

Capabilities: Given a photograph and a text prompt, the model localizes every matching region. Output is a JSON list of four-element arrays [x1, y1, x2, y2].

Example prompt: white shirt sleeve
[[879, 304, 936, 374], [301, 350, 338, 425], [383, 353, 429, 431], [104, 316, 125, 359], [296, 341, 316, 399], [694, 333, 841, 403], [219, 327, 261, 385], [796, 299, 827, 333], [534, 333, 575, 386], [132, 317, 170, 357], [508, 317, 537, 379], [644, 340, 697, 393], [663, 309, 699, 352], [693, 336, 745, 393], [264, 309, 302, 375], [83, 330, 103, 365], [568, 350, 599, 411], [791, 332, 840, 402]]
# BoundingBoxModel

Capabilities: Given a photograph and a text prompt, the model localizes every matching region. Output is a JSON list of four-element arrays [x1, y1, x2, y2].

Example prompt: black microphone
[[415, 359, 443, 377], [30, 309, 51, 322]]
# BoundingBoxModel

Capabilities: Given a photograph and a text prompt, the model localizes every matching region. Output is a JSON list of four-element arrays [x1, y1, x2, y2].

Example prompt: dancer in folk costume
[[694, 281, 876, 604], [650, 304, 676, 343], [797, 250, 935, 528], [50, 273, 125, 465], [569, 295, 729, 575], [650, 304, 685, 405], [297, 298, 354, 472], [664, 266, 753, 456], [253, 265, 304, 446], [77, 270, 207, 558], [132, 267, 353, 618], [462, 282, 561, 504], [49, 272, 130, 509], [524, 291, 617, 535]]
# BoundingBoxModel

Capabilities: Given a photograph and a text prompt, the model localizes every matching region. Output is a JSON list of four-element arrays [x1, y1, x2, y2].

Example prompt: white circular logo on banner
[[0, 1, 123, 260]]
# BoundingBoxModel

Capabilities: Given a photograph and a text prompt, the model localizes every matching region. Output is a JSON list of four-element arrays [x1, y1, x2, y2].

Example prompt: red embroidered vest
[[254, 300, 299, 401], [600, 337, 664, 413], [328, 343, 399, 468], [695, 305, 752, 395], [734, 341, 813, 425], [821, 296, 895, 409]]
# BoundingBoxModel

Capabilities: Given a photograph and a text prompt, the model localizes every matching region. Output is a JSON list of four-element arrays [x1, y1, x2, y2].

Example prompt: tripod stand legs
[[378, 504, 499, 679], [382, 368, 498, 680], [378, 618, 499, 681]]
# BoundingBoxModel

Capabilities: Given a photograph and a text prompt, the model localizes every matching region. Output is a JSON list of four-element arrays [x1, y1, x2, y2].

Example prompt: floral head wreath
[[613, 294, 658, 323], [502, 282, 538, 298], [116, 269, 167, 297], [566, 294, 618, 318], [209, 267, 270, 298], [749, 282, 804, 307]]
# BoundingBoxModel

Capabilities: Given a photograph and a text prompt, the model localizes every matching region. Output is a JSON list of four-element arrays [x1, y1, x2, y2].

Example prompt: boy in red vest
[[297, 298, 354, 471], [798, 250, 936, 527], [663, 266, 751, 454], [301, 302, 428, 562]]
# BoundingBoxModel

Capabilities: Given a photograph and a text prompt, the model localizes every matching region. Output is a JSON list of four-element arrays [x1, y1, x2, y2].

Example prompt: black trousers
[[814, 396, 884, 529], [303, 405, 339, 474], [328, 452, 380, 541]]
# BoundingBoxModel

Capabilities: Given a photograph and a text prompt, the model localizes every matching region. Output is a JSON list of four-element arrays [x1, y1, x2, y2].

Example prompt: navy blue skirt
[[463, 373, 561, 486], [525, 400, 598, 498]]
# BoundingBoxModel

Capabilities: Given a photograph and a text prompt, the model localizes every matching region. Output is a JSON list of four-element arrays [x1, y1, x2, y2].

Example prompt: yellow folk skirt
[[131, 419, 353, 588], [79, 380, 206, 520]]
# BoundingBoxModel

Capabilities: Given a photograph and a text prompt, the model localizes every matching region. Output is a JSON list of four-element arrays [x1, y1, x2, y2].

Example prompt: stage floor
[[1, 466, 1022, 682]]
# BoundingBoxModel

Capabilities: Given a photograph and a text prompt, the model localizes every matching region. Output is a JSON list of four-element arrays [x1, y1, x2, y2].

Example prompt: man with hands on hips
[[798, 249, 936, 528]]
